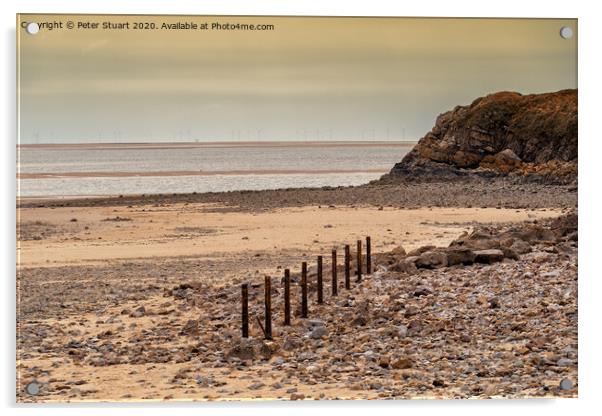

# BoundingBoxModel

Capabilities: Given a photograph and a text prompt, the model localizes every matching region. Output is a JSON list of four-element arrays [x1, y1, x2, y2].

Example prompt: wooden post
[[332, 249, 338, 296], [264, 276, 272, 340], [317, 256, 323, 304], [301, 262, 308, 318], [366, 236, 372, 275], [284, 269, 291, 325], [344, 244, 351, 290], [241, 284, 249, 338], [356, 239, 362, 282]]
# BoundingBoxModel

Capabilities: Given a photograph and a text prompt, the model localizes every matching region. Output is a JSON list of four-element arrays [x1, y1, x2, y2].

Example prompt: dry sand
[[17, 203, 563, 268]]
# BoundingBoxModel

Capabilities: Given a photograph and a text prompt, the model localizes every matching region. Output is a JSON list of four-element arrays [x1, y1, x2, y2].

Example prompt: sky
[[17, 15, 577, 144]]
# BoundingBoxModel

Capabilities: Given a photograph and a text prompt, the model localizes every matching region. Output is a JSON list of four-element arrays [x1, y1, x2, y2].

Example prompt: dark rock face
[[384, 89, 577, 183]]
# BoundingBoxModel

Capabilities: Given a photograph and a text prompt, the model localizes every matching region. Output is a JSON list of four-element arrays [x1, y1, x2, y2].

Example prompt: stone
[[397, 324, 408, 338], [404, 305, 419, 318], [391, 258, 419, 274], [352, 315, 369, 326], [130, 306, 146, 318], [282, 336, 301, 351], [180, 320, 199, 336], [248, 382, 265, 390], [501, 247, 520, 260], [556, 358, 573, 367], [309, 326, 329, 339], [510, 239, 532, 254], [391, 357, 413, 369], [226, 341, 256, 361], [445, 248, 476, 265], [412, 286, 432, 297], [559, 378, 574, 390], [474, 249, 505, 264], [407, 245, 436, 257], [416, 251, 448, 269], [260, 341, 280, 359]]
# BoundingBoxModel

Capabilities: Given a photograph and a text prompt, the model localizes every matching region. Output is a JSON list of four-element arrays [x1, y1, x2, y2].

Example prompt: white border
[[3, 1, 600, 415]]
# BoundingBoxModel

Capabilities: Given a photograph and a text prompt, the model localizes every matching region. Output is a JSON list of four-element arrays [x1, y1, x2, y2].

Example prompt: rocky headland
[[382, 89, 577, 184]]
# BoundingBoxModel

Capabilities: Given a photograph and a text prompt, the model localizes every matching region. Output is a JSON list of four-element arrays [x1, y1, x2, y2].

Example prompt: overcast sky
[[18, 15, 577, 143]]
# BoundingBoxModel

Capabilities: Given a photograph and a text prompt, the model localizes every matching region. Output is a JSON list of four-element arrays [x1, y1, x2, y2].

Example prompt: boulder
[[415, 251, 448, 269], [391, 257, 419, 274], [474, 249, 505, 264], [445, 247, 476, 265]]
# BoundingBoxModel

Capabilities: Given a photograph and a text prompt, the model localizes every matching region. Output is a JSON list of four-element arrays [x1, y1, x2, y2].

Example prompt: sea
[[17, 141, 412, 198]]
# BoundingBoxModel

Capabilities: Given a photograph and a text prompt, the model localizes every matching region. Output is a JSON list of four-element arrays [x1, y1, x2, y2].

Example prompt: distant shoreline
[[18, 168, 389, 180], [17, 140, 417, 151]]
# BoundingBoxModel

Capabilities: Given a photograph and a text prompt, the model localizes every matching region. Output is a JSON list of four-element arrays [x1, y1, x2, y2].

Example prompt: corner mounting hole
[[26, 22, 40, 35], [560, 26, 573, 39]]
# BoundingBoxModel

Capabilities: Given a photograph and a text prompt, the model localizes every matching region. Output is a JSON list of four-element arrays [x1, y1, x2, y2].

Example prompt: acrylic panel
[[16, 14, 577, 402]]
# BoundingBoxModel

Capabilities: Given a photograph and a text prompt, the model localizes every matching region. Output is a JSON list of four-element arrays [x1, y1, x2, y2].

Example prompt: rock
[[501, 247, 520, 260], [407, 245, 436, 257], [383, 89, 577, 184], [282, 336, 301, 351], [557, 358, 574, 367], [544, 270, 561, 278], [226, 340, 256, 361], [391, 258, 419, 274], [259, 341, 280, 359], [416, 251, 448, 269], [412, 286, 432, 297], [290, 393, 305, 400], [474, 249, 505, 264], [352, 315, 369, 326], [510, 239, 532, 254], [309, 326, 329, 339], [129, 306, 146, 318], [559, 378, 574, 390], [479, 149, 522, 174], [397, 325, 408, 338], [445, 247, 476, 265], [404, 305, 420, 318], [391, 357, 413, 369], [248, 382, 265, 390], [432, 379, 446, 388], [180, 320, 199, 336], [390, 245, 407, 258], [489, 297, 500, 309], [407, 320, 423, 336], [378, 355, 390, 368]]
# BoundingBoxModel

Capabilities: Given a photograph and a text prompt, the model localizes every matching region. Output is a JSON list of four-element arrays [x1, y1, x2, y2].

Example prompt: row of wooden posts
[[241, 236, 372, 340]]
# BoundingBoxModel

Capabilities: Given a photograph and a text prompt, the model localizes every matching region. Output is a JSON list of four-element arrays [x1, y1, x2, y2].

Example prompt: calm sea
[[17, 142, 412, 198]]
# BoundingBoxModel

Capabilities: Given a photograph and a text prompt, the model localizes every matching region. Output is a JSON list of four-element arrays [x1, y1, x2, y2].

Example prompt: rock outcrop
[[383, 89, 577, 184]]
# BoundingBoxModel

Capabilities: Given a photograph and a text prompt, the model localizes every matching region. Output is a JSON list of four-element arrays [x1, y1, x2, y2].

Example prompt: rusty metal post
[[366, 236, 372, 275], [356, 239, 362, 282], [344, 244, 351, 290], [332, 249, 338, 296], [241, 283, 249, 338], [284, 269, 291, 325], [317, 256, 323, 304], [301, 261, 308, 318], [264, 276, 272, 340]]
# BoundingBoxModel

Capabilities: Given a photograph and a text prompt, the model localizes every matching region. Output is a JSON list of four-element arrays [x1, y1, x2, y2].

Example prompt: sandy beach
[[16, 190, 576, 402]]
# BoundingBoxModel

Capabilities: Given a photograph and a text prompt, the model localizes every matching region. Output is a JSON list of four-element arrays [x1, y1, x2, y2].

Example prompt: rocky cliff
[[383, 89, 577, 184]]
